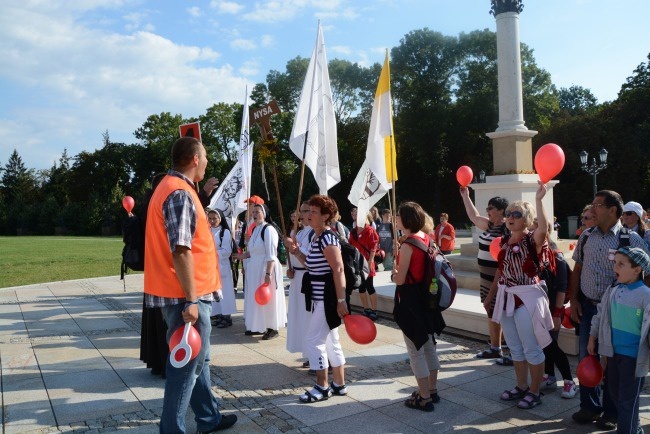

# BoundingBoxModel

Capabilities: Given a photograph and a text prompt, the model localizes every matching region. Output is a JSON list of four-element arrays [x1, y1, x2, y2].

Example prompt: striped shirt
[[498, 232, 550, 288], [305, 230, 341, 301], [477, 222, 508, 302], [572, 221, 649, 301], [609, 280, 650, 357]]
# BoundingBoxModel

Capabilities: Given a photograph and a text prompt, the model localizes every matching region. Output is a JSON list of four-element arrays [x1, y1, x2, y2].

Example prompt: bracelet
[[337, 298, 346, 303], [265, 272, 271, 276], [183, 300, 198, 312]]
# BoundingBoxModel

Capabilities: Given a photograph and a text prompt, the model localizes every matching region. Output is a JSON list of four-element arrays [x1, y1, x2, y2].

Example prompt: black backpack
[[121, 214, 145, 279], [318, 229, 369, 293]]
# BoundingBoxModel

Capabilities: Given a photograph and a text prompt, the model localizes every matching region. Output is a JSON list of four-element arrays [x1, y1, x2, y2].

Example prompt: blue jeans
[[578, 299, 616, 418], [161, 300, 222, 433]]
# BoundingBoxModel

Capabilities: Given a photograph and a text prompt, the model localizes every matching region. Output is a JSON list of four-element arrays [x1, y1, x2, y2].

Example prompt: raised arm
[[460, 187, 489, 231]]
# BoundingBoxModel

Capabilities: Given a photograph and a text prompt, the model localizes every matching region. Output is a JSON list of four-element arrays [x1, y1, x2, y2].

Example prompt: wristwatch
[[337, 298, 346, 303]]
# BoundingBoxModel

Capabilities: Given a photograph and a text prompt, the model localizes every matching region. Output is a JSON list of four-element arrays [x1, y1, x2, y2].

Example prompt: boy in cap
[[588, 247, 650, 434]]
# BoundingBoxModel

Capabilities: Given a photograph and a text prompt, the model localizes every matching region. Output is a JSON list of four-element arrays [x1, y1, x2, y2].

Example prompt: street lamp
[[579, 148, 608, 197]]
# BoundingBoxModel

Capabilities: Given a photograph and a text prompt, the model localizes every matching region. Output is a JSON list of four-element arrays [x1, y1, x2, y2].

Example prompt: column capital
[[490, 0, 524, 17]]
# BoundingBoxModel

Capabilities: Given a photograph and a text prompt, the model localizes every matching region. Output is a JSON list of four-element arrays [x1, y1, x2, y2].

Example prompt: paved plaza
[[1, 273, 649, 433]]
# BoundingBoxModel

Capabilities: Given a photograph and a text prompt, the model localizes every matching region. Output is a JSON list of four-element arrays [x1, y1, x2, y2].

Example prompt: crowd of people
[[137, 137, 650, 433]]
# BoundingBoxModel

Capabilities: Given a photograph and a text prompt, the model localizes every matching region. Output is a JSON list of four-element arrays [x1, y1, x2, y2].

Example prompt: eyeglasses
[[486, 206, 495, 212], [581, 215, 593, 220], [505, 211, 524, 219], [623, 211, 637, 217], [591, 203, 607, 208]]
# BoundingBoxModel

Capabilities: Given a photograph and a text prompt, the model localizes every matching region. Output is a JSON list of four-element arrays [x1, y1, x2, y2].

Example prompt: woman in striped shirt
[[288, 195, 349, 403], [460, 188, 510, 361], [485, 182, 554, 409]]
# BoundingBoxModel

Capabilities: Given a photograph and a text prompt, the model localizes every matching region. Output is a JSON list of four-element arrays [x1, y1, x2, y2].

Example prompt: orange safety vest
[[144, 175, 220, 298]]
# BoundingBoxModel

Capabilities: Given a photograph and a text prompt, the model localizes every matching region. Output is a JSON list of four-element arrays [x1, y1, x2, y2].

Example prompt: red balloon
[[577, 355, 604, 388], [122, 196, 135, 213], [561, 306, 574, 329], [169, 323, 201, 365], [489, 237, 502, 260], [534, 143, 565, 183], [255, 283, 272, 305], [343, 314, 377, 345], [456, 166, 474, 188]]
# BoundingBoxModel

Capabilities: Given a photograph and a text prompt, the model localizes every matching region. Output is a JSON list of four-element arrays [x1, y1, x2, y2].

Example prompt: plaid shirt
[[573, 221, 649, 301], [145, 170, 213, 308]]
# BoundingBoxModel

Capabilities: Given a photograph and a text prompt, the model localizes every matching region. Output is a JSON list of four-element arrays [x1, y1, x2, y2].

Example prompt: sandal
[[410, 389, 440, 403], [500, 386, 529, 401], [298, 385, 332, 403], [496, 356, 514, 366], [331, 382, 348, 396], [405, 393, 434, 412], [476, 348, 503, 359], [517, 391, 542, 409]]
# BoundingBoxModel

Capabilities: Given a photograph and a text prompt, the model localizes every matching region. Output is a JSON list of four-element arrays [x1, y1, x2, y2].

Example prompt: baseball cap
[[617, 247, 650, 274], [245, 195, 264, 205]]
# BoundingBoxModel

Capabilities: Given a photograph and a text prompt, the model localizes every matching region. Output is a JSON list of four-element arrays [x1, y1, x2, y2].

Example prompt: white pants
[[304, 300, 345, 370]]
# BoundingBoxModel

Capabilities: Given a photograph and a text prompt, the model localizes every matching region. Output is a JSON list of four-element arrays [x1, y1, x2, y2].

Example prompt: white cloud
[[239, 59, 260, 76], [187, 6, 202, 17], [242, 0, 352, 23], [330, 45, 352, 56], [231, 38, 256, 50], [210, 0, 244, 14], [0, 3, 253, 169], [260, 34, 274, 48]]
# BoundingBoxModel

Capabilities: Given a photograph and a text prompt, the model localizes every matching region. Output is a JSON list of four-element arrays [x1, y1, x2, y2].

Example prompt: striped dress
[[477, 222, 508, 310]]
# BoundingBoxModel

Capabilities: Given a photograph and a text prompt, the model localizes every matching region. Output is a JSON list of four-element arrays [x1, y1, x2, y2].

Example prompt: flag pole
[[293, 21, 321, 238]]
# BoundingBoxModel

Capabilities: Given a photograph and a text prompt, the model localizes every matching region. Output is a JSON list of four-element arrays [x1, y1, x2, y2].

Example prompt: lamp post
[[579, 148, 608, 197]]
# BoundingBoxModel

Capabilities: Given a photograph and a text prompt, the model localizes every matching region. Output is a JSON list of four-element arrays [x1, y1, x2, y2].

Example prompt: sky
[[1, 0, 649, 171]]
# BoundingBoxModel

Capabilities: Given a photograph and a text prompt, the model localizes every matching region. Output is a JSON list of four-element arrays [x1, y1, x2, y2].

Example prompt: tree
[[558, 85, 598, 116]]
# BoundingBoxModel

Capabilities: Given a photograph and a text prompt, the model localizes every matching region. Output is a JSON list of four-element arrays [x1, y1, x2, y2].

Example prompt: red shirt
[[349, 225, 379, 277], [400, 233, 429, 284]]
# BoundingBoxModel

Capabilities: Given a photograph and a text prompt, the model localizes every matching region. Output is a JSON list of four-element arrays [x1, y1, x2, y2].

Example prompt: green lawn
[[0, 236, 129, 288]]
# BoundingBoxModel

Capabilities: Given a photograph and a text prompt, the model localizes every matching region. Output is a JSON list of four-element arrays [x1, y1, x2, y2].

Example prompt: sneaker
[[363, 308, 373, 318], [561, 380, 577, 399], [572, 408, 601, 424], [476, 347, 503, 359], [368, 310, 378, 321], [197, 414, 238, 432], [540, 375, 557, 389], [595, 415, 617, 431]]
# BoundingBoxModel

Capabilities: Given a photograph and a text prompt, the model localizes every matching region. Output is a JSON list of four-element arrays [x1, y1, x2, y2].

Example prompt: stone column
[[470, 1, 559, 242]]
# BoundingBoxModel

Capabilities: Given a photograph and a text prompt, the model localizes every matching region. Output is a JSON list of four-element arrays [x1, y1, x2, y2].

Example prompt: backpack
[[577, 226, 631, 262], [121, 214, 145, 279], [402, 236, 457, 311], [260, 223, 287, 264], [218, 226, 238, 260], [318, 229, 369, 293]]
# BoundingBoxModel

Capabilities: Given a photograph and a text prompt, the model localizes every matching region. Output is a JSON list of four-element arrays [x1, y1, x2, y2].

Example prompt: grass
[[0, 236, 129, 288]]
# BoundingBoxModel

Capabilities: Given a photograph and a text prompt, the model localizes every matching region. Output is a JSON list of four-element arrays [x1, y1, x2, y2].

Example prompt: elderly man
[[144, 137, 237, 433]]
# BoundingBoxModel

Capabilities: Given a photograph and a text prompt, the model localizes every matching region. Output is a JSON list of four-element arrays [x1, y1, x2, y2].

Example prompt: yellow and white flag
[[349, 51, 396, 227]]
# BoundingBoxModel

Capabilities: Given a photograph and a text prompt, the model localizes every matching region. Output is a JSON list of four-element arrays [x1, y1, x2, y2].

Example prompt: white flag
[[209, 88, 252, 230], [348, 160, 388, 228], [288, 22, 340, 195], [366, 51, 397, 190], [349, 52, 397, 228]]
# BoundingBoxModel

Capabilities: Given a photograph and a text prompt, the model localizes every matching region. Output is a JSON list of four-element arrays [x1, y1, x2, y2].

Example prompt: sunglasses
[[623, 211, 637, 217], [505, 211, 524, 219]]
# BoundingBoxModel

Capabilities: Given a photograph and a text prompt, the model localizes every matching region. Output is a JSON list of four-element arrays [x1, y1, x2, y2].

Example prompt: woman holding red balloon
[[233, 203, 286, 340], [484, 183, 554, 409], [459, 186, 511, 363], [392, 201, 442, 412], [287, 194, 348, 403]]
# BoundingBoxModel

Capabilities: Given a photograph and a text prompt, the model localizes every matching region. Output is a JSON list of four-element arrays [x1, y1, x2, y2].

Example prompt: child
[[588, 247, 650, 434]]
